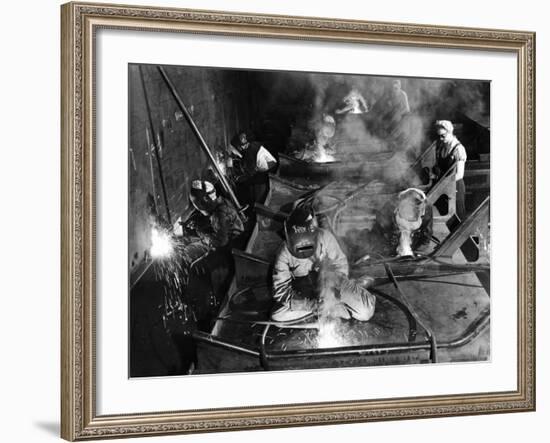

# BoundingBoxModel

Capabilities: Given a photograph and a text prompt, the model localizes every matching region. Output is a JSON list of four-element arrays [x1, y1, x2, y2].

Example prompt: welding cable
[[257, 312, 321, 370], [188, 251, 211, 272], [327, 188, 367, 228], [366, 270, 475, 287], [384, 263, 438, 363], [368, 288, 418, 343], [238, 204, 250, 214], [330, 204, 346, 232], [407, 278, 484, 289], [225, 282, 322, 324], [226, 283, 271, 316], [330, 180, 397, 229], [214, 312, 318, 328], [414, 252, 490, 272], [356, 251, 489, 272], [309, 194, 344, 215], [353, 254, 418, 267], [222, 282, 318, 324]]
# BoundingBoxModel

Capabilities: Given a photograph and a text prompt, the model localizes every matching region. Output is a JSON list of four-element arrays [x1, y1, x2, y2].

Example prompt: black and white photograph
[[129, 63, 491, 377], [1, 0, 545, 440]]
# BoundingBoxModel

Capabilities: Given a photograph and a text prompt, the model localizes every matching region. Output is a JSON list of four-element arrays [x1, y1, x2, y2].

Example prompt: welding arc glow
[[150, 227, 174, 259], [314, 146, 336, 163], [316, 320, 345, 349]]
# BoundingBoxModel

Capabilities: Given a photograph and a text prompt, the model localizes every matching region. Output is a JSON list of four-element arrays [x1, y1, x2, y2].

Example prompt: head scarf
[[435, 120, 454, 135]]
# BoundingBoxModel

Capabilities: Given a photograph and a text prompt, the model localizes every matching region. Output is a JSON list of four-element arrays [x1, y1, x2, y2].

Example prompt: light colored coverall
[[271, 229, 375, 322]]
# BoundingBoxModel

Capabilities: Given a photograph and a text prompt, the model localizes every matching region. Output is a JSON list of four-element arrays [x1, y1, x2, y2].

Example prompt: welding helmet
[[284, 206, 319, 259], [189, 180, 217, 215], [395, 188, 427, 232]]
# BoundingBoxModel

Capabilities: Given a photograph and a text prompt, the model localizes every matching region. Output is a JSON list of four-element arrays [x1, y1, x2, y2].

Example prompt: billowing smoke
[[256, 70, 488, 257], [293, 74, 488, 164]]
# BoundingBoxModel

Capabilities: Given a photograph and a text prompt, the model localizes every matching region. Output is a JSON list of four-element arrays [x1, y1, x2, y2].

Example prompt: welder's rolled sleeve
[[256, 146, 277, 172]]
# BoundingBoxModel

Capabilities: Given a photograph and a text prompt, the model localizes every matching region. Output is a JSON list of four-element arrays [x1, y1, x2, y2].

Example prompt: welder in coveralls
[[178, 179, 245, 283], [271, 206, 376, 322], [185, 179, 244, 251], [373, 187, 433, 257], [178, 179, 245, 320]]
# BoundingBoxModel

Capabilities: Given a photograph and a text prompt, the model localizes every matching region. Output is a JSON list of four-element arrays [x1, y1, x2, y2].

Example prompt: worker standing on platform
[[433, 120, 468, 220]]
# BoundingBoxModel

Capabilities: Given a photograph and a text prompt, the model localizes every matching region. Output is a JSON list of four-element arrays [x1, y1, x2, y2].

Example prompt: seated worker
[[229, 131, 277, 205], [372, 188, 433, 257], [271, 206, 376, 323]]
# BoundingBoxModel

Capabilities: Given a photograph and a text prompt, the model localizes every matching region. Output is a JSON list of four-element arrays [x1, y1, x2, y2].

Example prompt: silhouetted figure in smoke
[[229, 131, 277, 205], [271, 206, 376, 323], [432, 120, 468, 221], [331, 88, 375, 156], [372, 79, 410, 138], [335, 88, 369, 115]]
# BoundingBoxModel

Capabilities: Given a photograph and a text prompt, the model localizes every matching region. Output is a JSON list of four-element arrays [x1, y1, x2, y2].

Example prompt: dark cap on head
[[287, 206, 314, 228], [230, 131, 248, 149]]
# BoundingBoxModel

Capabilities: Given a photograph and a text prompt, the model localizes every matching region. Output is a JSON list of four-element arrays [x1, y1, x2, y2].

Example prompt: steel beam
[[433, 196, 490, 259]]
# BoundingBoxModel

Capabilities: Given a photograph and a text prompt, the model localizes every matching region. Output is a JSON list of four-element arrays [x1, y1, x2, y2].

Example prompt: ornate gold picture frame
[[61, 1, 535, 440]]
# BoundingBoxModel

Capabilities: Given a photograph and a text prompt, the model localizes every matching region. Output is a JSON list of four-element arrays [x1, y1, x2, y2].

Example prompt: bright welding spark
[[313, 144, 336, 163], [150, 227, 174, 259], [316, 320, 345, 349]]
